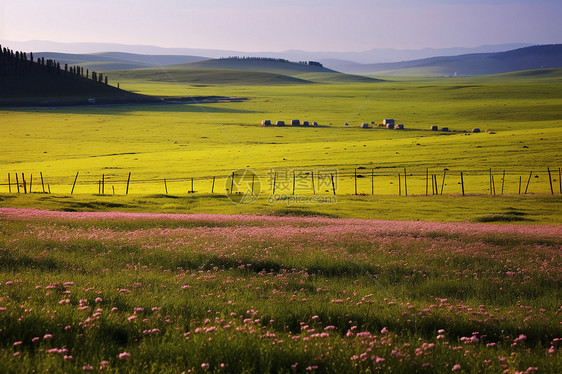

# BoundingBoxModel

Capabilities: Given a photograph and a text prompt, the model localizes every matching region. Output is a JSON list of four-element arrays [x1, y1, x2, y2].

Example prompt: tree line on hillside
[[0, 44, 110, 85], [218, 56, 323, 67]]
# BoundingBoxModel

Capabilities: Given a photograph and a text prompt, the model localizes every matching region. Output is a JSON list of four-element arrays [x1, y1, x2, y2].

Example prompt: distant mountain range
[[2, 39, 531, 64], [329, 44, 562, 76]]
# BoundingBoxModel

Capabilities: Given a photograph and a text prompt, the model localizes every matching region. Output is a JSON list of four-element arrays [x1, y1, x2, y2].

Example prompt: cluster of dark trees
[[0, 44, 108, 84], [218, 56, 323, 67], [219, 56, 291, 63], [298, 61, 324, 67]]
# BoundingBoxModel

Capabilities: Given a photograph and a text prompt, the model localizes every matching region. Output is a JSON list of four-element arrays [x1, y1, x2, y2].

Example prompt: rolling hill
[[335, 44, 562, 77], [32, 52, 207, 72], [107, 57, 383, 85], [106, 67, 312, 86]]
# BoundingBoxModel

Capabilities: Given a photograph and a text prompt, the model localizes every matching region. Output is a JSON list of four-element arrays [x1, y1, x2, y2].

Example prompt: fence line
[[2, 167, 561, 197]]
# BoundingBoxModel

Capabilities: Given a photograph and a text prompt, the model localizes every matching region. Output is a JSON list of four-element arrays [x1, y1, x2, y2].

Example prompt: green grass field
[[0, 209, 560, 373], [1, 67, 561, 221], [1, 66, 561, 373]]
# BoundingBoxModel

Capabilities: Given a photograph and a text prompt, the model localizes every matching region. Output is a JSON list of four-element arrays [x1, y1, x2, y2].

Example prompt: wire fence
[[2, 167, 562, 197]]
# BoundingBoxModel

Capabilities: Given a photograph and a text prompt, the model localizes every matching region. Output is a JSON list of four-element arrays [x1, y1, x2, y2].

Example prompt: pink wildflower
[[452, 364, 461, 371], [118, 352, 131, 360]]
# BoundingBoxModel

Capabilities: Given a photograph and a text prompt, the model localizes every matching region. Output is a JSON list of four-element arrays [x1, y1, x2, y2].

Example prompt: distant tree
[[65, 63, 68, 71], [104, 76, 108, 85], [86, 69, 89, 78]]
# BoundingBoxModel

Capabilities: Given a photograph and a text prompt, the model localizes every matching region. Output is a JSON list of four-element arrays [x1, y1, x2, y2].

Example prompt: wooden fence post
[[501, 170, 505, 195], [126, 172, 131, 195], [524, 171, 532, 194], [311, 171, 315, 195], [191, 177, 194, 193], [48, 184, 51, 194], [547, 168, 553, 195], [164, 179, 168, 195], [102, 174, 105, 195], [398, 173, 401, 196], [16, 173, 20, 193], [272, 172, 277, 195], [404, 167, 408, 196], [425, 168, 429, 196], [8, 173, 11, 193], [112, 186, 115, 195], [491, 174, 496, 196], [519, 176, 522, 195], [230, 172, 234, 193], [330, 174, 336, 195], [460, 172, 465, 196], [211, 176, 215, 194], [430, 173, 434, 195], [354, 169, 358, 195], [71, 172, 79, 194], [251, 174, 255, 195], [29, 174, 33, 193], [22, 173, 27, 194], [371, 169, 374, 195], [292, 170, 296, 195], [440, 169, 446, 195], [489, 168, 493, 195], [40, 172, 45, 193]]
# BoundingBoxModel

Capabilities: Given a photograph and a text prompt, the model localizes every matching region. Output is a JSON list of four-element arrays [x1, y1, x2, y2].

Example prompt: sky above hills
[[1, 0, 560, 52]]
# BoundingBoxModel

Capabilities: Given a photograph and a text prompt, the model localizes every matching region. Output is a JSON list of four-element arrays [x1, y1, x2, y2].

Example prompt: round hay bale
[[313, 122, 318, 126], [472, 128, 480, 133], [276, 120, 285, 126], [396, 124, 404, 130], [361, 123, 370, 128], [261, 120, 271, 126], [430, 125, 438, 131], [291, 119, 300, 126], [302, 121, 310, 126], [386, 123, 395, 129], [441, 127, 449, 132]]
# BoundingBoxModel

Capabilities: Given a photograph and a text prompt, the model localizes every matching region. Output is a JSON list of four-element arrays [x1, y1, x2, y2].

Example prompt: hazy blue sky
[[1, 0, 560, 51]]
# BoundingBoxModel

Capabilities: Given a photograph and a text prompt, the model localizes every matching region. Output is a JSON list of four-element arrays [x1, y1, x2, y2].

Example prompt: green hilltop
[[107, 57, 383, 85]]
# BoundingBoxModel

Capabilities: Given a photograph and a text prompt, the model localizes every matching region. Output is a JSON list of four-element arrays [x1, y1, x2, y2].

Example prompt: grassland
[[0, 208, 560, 373], [1, 68, 561, 222], [0, 64, 561, 373]]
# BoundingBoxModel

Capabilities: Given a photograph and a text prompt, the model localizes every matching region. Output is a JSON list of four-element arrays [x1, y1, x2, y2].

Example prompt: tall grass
[[1, 209, 560, 372]]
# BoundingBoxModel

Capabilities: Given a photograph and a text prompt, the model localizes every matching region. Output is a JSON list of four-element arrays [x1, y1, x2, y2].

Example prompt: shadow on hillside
[[7, 103, 259, 115]]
